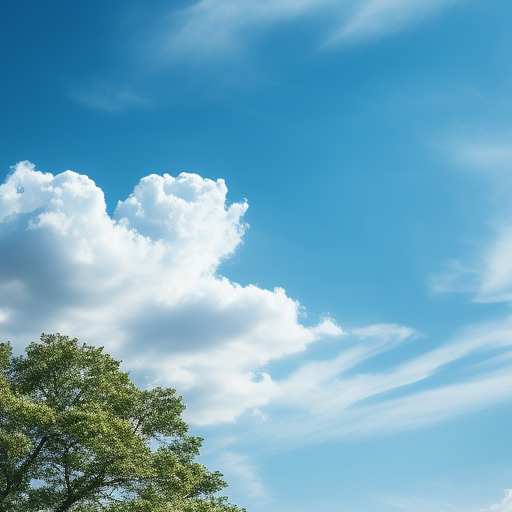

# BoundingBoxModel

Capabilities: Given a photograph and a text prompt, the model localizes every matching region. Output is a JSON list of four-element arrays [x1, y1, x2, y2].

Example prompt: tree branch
[[0, 434, 50, 503]]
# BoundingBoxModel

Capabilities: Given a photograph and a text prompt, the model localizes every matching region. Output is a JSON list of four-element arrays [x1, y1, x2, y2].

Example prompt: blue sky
[[1, 1, 511, 510]]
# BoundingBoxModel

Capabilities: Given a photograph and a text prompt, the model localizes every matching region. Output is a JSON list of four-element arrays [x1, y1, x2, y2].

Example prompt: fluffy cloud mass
[[0, 162, 341, 424], [2, 162, 512, 437]]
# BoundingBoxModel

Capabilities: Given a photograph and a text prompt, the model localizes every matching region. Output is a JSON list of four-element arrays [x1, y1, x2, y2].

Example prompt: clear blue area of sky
[[1, 1, 511, 510]]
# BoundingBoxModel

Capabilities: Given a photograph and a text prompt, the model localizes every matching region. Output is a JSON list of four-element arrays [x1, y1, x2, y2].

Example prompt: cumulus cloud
[[159, 0, 462, 60], [2, 161, 512, 438], [0, 161, 340, 424]]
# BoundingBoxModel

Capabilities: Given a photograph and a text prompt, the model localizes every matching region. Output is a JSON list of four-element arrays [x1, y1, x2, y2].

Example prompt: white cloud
[[215, 452, 270, 502], [69, 81, 149, 113], [383, 497, 446, 512], [244, 317, 512, 448], [382, 489, 512, 512], [383, 499, 425, 512], [160, 0, 462, 60], [450, 139, 512, 174], [429, 260, 480, 296], [2, 161, 512, 441], [311, 317, 345, 337], [352, 323, 419, 343], [325, 0, 461, 47], [431, 136, 512, 303], [0, 161, 340, 425], [383, 495, 469, 512], [264, 365, 512, 448], [477, 226, 512, 302], [481, 490, 512, 512], [160, 0, 331, 60]]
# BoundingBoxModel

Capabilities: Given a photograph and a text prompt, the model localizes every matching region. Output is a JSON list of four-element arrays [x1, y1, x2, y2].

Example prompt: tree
[[0, 334, 245, 512]]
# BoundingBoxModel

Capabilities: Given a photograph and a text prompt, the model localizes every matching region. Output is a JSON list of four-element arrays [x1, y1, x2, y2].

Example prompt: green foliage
[[0, 334, 245, 512]]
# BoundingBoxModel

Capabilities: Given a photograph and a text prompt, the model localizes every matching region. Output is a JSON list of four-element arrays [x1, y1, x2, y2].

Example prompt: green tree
[[0, 334, 245, 512]]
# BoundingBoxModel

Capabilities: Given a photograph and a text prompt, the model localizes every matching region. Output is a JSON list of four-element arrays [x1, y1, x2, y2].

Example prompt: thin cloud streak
[[246, 318, 512, 449], [215, 452, 270, 503], [450, 139, 512, 174], [158, 0, 463, 61], [431, 135, 512, 303], [261, 366, 512, 450], [481, 489, 512, 512], [69, 81, 150, 113], [325, 0, 461, 47]]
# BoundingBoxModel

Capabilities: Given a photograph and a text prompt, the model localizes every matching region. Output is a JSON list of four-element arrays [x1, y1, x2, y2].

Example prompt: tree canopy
[[0, 333, 245, 512]]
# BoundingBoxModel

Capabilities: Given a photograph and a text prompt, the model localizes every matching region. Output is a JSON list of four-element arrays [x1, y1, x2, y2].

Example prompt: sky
[[0, 0, 511, 510]]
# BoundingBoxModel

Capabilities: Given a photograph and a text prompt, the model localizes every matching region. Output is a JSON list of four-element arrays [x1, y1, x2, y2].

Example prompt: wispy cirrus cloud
[[159, 0, 464, 61], [69, 81, 149, 113], [253, 318, 512, 448], [449, 137, 512, 174], [325, 0, 462, 47], [381, 488, 512, 512], [383, 496, 462, 512], [215, 452, 270, 503], [481, 489, 512, 512], [431, 133, 512, 302], [69, 0, 466, 110]]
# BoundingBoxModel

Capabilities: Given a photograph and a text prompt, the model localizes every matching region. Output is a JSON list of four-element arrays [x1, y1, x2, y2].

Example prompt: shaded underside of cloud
[[1, 162, 511, 440], [0, 162, 340, 425]]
